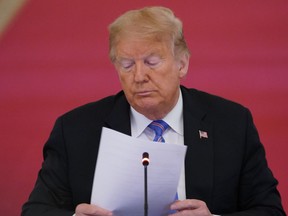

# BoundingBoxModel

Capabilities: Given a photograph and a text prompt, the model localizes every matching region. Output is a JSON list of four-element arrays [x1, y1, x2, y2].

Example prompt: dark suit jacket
[[22, 86, 286, 216]]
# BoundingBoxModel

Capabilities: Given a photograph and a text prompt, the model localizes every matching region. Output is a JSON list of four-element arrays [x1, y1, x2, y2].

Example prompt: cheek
[[118, 72, 128, 84], [158, 67, 181, 86], [160, 73, 181, 94], [118, 73, 133, 91]]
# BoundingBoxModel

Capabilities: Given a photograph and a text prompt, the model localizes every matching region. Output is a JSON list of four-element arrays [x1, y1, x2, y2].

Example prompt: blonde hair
[[108, 6, 190, 62]]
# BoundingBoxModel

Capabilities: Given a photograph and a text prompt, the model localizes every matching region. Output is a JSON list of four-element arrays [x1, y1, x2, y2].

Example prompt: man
[[22, 6, 286, 216]]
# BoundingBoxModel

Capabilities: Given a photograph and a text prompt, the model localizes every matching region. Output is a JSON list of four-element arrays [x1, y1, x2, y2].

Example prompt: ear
[[177, 53, 190, 78]]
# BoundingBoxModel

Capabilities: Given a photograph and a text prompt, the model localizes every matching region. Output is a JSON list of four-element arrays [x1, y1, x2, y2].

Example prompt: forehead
[[115, 35, 173, 59]]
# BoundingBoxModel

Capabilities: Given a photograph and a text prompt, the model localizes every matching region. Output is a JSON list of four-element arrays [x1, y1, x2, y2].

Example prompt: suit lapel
[[104, 92, 131, 136], [181, 87, 214, 206]]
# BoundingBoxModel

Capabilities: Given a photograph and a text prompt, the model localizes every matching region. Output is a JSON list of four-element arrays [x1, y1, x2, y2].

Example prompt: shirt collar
[[130, 89, 184, 137]]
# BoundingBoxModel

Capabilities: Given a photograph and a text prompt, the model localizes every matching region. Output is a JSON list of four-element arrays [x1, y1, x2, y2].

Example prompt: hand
[[75, 203, 113, 216], [169, 199, 212, 216]]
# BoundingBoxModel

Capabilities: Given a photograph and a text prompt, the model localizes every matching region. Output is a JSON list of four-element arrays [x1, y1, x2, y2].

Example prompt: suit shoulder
[[60, 91, 125, 122], [183, 87, 249, 116]]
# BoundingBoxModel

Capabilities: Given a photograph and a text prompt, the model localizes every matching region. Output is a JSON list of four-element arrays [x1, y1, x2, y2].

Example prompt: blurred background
[[0, 0, 287, 215]]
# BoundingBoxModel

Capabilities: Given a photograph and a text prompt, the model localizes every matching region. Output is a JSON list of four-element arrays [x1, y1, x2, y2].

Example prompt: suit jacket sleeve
[[21, 94, 129, 216], [181, 87, 286, 216], [219, 109, 285, 216], [21, 117, 75, 216]]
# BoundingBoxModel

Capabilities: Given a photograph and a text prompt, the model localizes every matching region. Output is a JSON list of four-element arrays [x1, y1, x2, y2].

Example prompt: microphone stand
[[142, 152, 149, 216], [144, 165, 148, 216]]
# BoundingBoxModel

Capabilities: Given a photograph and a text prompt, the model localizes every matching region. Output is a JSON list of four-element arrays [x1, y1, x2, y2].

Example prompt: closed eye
[[144, 56, 162, 67], [118, 59, 135, 70]]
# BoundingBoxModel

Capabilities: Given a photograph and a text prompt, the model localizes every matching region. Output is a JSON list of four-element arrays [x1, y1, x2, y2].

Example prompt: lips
[[135, 90, 155, 96]]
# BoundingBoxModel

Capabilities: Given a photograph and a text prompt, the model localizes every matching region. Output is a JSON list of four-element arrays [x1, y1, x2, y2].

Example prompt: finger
[[75, 203, 113, 216], [170, 199, 204, 211]]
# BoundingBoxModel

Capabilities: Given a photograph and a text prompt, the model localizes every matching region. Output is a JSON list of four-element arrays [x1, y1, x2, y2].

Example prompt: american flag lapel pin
[[199, 130, 208, 139]]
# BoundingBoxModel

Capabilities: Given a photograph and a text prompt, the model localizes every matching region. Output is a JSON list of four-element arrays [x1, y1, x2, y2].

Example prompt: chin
[[135, 102, 164, 117], [136, 99, 158, 109]]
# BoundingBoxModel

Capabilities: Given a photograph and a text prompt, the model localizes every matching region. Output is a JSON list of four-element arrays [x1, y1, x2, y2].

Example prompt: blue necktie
[[148, 120, 169, 142]]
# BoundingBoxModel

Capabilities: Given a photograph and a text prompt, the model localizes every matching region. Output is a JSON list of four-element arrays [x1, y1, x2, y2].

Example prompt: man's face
[[114, 36, 189, 120]]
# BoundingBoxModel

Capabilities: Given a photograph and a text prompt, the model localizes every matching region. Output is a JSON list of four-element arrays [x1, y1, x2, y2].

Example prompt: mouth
[[135, 90, 155, 96]]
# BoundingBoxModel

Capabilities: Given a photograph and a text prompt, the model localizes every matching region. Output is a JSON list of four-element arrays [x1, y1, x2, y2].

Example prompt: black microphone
[[142, 152, 149, 216]]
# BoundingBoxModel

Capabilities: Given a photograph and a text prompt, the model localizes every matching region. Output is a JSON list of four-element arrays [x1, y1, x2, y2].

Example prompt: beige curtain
[[0, 0, 27, 39]]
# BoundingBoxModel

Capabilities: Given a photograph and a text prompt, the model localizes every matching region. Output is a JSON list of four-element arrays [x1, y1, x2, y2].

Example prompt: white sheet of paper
[[91, 127, 187, 216]]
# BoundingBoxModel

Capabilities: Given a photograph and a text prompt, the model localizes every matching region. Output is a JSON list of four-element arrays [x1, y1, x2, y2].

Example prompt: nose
[[134, 61, 148, 83]]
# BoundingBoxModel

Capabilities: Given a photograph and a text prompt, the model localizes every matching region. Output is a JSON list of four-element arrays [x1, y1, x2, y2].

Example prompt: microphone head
[[142, 152, 149, 166]]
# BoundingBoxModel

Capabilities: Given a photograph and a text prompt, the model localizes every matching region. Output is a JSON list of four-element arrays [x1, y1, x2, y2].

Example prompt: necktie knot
[[148, 120, 169, 142]]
